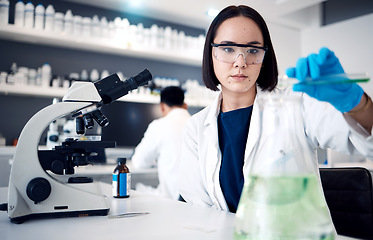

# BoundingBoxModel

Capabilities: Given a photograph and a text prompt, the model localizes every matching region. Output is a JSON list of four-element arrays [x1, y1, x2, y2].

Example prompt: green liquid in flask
[[234, 174, 334, 240]]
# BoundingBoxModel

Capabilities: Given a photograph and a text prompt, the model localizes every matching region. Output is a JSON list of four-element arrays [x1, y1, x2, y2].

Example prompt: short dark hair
[[202, 5, 278, 92], [160, 86, 185, 107]]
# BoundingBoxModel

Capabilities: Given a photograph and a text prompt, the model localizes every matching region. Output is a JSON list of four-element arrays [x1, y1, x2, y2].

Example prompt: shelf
[[0, 25, 202, 67], [0, 83, 159, 102], [0, 24, 210, 107], [0, 83, 211, 107]]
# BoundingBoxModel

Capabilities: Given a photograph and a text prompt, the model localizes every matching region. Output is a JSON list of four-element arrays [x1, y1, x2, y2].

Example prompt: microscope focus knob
[[26, 178, 51, 204], [49, 135, 59, 142], [51, 160, 65, 174]]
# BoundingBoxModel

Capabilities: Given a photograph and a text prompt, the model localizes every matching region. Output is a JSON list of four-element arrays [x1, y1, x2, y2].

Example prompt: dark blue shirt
[[218, 105, 253, 213]]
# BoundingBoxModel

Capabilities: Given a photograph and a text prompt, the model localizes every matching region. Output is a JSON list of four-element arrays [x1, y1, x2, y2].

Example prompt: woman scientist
[[178, 5, 373, 213]]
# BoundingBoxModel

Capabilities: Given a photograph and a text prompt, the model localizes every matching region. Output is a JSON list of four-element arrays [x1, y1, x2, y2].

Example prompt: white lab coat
[[179, 89, 373, 211], [132, 108, 191, 200]]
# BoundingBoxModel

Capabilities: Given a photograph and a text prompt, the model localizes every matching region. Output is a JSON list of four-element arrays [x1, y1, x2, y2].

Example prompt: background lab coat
[[132, 108, 191, 199], [179, 89, 373, 211]]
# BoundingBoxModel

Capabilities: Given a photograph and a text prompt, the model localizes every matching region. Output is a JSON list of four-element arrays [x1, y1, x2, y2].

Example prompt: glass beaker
[[234, 90, 334, 240]]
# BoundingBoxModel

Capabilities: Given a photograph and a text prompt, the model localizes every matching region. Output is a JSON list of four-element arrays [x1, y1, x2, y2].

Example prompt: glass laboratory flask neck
[[234, 90, 334, 240]]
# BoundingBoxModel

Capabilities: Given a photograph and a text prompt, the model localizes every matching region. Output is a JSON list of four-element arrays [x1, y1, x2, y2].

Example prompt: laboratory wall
[[301, 12, 373, 163], [266, 23, 301, 76], [301, 13, 373, 96]]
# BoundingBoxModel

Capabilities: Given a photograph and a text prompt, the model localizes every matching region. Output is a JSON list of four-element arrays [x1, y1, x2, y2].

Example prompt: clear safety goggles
[[211, 43, 267, 65]]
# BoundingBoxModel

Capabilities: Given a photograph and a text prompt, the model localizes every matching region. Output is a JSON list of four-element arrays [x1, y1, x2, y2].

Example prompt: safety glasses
[[211, 43, 267, 65]]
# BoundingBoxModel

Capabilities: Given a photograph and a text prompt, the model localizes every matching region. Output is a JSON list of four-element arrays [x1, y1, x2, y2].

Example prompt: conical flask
[[234, 90, 335, 240]]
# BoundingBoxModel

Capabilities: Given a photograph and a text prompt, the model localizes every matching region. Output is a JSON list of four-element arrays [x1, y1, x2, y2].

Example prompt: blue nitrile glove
[[286, 47, 364, 113]]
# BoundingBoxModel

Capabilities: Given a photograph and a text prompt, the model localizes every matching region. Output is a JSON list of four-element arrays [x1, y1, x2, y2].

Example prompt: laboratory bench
[[0, 184, 358, 240], [0, 146, 369, 239]]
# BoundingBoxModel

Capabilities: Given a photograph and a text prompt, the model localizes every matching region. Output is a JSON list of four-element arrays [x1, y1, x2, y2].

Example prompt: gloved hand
[[286, 47, 364, 113]]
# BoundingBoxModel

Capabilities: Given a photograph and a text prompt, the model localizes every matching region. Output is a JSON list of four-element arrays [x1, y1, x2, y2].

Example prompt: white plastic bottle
[[41, 63, 52, 88], [53, 12, 63, 33], [0, 0, 9, 26], [72, 15, 82, 36], [24, 2, 34, 28], [80, 69, 88, 81], [121, 18, 130, 46], [0, 71, 7, 84], [90, 69, 99, 82], [100, 69, 109, 79], [164, 26, 172, 50], [34, 4, 44, 30], [143, 28, 150, 49], [82, 17, 91, 37], [136, 23, 144, 47], [100, 16, 108, 38], [14, 1, 24, 27], [63, 9, 73, 35], [44, 5, 54, 32], [91, 15, 99, 38], [150, 24, 158, 48], [15, 66, 28, 86], [113, 17, 122, 43], [129, 24, 137, 47], [27, 68, 37, 85], [158, 27, 165, 49], [178, 31, 186, 51], [171, 29, 178, 50]]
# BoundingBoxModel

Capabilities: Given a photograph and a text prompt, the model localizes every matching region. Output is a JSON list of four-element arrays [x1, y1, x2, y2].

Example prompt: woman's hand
[[286, 47, 364, 113]]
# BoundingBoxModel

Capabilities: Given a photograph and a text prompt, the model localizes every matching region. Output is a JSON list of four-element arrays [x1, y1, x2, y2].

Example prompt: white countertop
[[0, 184, 358, 240], [0, 184, 235, 240]]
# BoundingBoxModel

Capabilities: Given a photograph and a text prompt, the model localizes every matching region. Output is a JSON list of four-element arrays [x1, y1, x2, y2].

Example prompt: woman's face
[[212, 16, 264, 95]]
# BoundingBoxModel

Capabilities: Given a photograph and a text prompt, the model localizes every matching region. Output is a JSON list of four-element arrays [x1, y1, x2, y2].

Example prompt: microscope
[[7, 69, 152, 223]]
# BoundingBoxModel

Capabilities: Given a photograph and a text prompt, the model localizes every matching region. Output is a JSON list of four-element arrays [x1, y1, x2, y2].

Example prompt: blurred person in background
[[132, 86, 191, 200]]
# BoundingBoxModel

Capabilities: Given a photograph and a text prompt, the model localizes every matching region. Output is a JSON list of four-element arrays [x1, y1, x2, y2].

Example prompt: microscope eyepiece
[[94, 69, 153, 104], [130, 68, 153, 88]]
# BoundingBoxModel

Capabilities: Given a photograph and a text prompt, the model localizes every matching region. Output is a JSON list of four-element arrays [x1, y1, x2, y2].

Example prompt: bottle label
[[112, 173, 131, 197]]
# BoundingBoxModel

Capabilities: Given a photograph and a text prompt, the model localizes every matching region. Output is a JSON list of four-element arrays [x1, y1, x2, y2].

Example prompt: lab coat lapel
[[204, 120, 219, 180], [203, 93, 227, 210], [243, 93, 261, 179], [203, 93, 222, 173]]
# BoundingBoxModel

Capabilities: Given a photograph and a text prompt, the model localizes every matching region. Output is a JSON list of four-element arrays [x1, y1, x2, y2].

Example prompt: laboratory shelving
[[0, 80, 213, 107], [0, 83, 159, 103], [0, 25, 202, 66], [0, 25, 211, 107]]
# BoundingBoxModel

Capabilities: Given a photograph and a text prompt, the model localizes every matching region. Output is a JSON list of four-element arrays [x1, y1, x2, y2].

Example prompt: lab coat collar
[[204, 92, 223, 127], [166, 107, 190, 117]]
